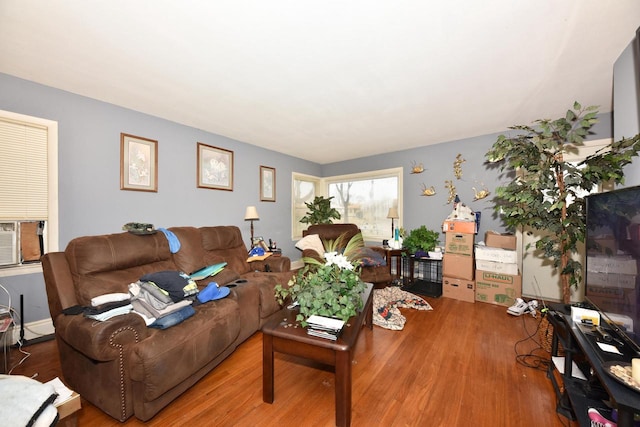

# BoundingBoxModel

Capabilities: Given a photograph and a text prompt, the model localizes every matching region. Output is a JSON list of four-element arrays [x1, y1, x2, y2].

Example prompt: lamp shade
[[387, 207, 399, 219], [244, 206, 260, 220]]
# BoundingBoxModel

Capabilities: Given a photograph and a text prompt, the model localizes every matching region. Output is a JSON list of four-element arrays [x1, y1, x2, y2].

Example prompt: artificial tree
[[300, 196, 341, 225], [486, 102, 640, 303]]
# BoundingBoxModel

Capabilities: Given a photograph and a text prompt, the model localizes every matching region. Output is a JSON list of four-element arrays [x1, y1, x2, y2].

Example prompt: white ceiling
[[1, 1, 639, 164]]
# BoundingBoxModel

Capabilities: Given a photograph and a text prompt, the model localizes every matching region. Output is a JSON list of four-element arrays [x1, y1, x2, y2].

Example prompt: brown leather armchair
[[301, 223, 392, 287]]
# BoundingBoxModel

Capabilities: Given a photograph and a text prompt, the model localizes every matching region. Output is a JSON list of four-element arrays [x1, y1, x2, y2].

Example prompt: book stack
[[306, 315, 345, 341]]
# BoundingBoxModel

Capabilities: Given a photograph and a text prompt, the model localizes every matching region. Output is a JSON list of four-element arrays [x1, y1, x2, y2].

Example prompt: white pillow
[[295, 234, 325, 256]]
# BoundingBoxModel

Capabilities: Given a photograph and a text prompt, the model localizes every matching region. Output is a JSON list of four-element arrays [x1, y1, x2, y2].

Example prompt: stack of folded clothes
[[129, 271, 199, 329], [84, 292, 133, 321], [72, 270, 230, 330]]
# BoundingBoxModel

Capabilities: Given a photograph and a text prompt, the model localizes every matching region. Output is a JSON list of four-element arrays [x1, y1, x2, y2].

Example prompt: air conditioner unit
[[0, 222, 18, 266]]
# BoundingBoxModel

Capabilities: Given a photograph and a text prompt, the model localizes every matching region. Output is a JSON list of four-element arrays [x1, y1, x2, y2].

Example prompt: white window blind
[[0, 117, 48, 220]]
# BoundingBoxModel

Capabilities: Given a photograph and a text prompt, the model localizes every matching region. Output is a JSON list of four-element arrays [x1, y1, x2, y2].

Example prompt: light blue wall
[[614, 36, 640, 186], [322, 114, 614, 242], [0, 72, 320, 323]]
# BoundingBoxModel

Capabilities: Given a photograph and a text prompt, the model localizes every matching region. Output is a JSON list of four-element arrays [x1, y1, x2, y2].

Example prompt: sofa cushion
[[65, 232, 175, 305], [129, 297, 241, 402], [356, 247, 387, 267], [199, 226, 251, 274]]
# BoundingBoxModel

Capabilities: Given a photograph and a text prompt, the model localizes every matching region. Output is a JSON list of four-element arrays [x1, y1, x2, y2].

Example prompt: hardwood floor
[[9, 296, 578, 427]]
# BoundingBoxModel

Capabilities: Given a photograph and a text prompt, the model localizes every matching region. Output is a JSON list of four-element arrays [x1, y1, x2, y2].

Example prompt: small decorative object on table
[[275, 232, 367, 326]]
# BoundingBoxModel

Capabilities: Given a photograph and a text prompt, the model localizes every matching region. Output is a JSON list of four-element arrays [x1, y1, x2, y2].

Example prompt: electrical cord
[[514, 310, 551, 372], [0, 283, 32, 374]]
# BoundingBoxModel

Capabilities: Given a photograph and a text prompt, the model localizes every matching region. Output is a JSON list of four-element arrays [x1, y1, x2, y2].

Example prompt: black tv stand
[[546, 303, 640, 426]]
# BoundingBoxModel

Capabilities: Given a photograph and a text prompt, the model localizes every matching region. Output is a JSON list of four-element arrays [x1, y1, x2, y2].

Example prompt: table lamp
[[387, 207, 399, 237], [244, 206, 260, 247]]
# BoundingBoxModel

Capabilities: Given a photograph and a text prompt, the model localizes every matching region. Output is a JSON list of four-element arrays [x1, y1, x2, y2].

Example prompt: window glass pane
[[328, 175, 398, 241], [292, 175, 318, 238]]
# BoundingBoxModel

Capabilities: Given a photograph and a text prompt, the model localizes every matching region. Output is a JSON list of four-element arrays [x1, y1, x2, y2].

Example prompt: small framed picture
[[197, 143, 234, 191], [260, 165, 276, 202], [120, 133, 158, 192]]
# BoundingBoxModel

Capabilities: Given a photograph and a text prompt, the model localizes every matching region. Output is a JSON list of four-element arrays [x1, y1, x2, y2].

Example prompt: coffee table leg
[[263, 333, 274, 403], [334, 350, 352, 427]]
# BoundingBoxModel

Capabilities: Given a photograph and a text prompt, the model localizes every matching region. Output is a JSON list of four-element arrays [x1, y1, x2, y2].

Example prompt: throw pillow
[[295, 234, 325, 256], [356, 247, 387, 267]]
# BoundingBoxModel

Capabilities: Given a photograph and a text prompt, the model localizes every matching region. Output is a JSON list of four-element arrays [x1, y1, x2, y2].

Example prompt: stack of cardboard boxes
[[441, 220, 476, 303], [474, 231, 522, 307]]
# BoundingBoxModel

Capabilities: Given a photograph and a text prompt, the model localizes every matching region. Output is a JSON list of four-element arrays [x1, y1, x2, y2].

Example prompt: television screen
[[585, 185, 640, 355]]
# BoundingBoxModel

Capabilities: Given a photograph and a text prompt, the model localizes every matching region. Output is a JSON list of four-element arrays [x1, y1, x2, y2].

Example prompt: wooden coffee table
[[262, 283, 373, 427]]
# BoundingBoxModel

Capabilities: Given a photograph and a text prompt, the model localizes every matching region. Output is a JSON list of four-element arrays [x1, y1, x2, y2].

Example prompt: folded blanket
[[0, 374, 59, 427]]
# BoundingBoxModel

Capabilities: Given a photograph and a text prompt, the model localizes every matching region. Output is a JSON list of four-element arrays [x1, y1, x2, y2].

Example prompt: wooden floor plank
[[9, 295, 578, 426]]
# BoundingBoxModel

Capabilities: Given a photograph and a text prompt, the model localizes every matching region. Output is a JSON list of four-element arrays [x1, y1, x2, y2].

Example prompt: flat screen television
[[585, 185, 640, 357]]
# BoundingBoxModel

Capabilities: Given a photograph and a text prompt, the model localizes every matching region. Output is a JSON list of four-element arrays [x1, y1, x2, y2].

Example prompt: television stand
[[546, 304, 640, 426]]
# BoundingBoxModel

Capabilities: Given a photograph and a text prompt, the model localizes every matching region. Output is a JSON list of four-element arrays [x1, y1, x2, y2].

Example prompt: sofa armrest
[[248, 255, 291, 272], [55, 312, 150, 362]]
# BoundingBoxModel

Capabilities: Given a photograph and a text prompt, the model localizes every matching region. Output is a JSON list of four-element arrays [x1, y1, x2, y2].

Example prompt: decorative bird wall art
[[410, 161, 424, 174], [420, 183, 436, 196], [472, 185, 490, 201]]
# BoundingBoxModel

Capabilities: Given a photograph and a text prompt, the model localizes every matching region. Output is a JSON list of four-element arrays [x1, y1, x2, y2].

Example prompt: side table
[[384, 248, 408, 284]]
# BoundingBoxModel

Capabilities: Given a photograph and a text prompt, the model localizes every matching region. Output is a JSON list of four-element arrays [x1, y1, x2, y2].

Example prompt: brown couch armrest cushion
[[55, 313, 149, 361]]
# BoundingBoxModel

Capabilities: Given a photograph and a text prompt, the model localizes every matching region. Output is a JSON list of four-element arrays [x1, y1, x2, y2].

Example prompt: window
[[292, 173, 321, 239], [327, 168, 402, 242], [0, 110, 58, 275], [292, 168, 403, 242]]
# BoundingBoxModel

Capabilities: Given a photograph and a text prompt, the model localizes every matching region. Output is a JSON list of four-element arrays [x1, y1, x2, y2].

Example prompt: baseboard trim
[[8, 317, 54, 345]]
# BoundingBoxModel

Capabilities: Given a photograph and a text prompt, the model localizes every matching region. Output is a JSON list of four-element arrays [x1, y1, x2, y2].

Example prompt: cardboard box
[[484, 231, 517, 251], [443, 253, 474, 280], [442, 220, 476, 234], [444, 232, 474, 257], [586, 255, 638, 275], [474, 270, 522, 307], [442, 277, 475, 303], [474, 245, 517, 264], [475, 259, 519, 275]]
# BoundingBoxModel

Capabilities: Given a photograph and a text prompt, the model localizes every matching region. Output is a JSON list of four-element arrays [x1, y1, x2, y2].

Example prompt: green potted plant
[[402, 225, 440, 257], [485, 102, 640, 303], [300, 196, 341, 225], [274, 233, 367, 326]]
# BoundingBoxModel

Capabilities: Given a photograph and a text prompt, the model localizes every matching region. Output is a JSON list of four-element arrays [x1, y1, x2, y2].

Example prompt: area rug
[[373, 286, 433, 330]]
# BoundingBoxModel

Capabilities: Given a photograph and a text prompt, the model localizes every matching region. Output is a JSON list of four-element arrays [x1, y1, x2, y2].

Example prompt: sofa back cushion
[[302, 223, 360, 245], [65, 232, 175, 305], [168, 226, 210, 276], [199, 226, 250, 274]]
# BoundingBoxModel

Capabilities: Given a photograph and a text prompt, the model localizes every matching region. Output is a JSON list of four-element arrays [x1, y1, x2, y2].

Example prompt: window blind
[[0, 117, 48, 220]]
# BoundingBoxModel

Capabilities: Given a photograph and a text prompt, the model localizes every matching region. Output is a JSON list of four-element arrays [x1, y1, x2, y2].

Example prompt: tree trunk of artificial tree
[[556, 155, 572, 304]]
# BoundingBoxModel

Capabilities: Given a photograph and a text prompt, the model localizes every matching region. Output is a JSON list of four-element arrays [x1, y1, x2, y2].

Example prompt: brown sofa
[[41, 225, 294, 422], [302, 223, 392, 287]]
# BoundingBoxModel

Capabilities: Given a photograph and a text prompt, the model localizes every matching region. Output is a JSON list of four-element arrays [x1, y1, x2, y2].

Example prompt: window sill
[[0, 263, 42, 277]]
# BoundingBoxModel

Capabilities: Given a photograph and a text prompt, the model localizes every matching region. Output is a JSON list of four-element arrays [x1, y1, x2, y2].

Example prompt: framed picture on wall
[[197, 143, 234, 191], [260, 165, 276, 202], [120, 133, 158, 192]]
